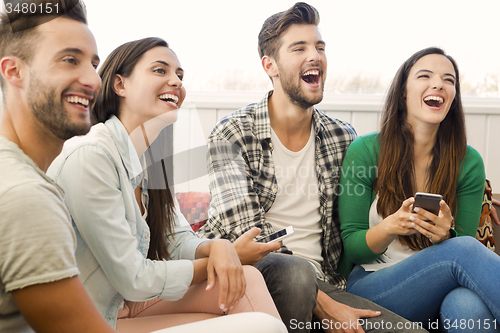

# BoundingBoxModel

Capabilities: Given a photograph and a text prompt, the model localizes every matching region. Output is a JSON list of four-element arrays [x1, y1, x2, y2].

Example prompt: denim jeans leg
[[346, 237, 500, 328], [439, 287, 499, 333], [254, 253, 318, 333], [317, 280, 428, 333]]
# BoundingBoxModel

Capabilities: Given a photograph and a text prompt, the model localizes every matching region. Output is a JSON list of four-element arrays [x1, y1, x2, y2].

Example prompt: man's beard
[[28, 75, 91, 141], [278, 63, 324, 109]]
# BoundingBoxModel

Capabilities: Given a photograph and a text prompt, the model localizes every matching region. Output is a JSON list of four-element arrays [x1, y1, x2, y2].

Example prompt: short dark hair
[[0, 0, 87, 90], [92, 37, 169, 124], [258, 2, 319, 60]]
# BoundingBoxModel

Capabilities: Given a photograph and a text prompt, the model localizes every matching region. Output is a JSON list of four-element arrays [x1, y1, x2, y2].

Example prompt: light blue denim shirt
[[47, 115, 205, 327]]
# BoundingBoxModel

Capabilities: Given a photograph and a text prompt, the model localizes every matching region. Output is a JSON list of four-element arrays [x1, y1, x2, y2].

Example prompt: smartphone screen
[[255, 228, 292, 243]]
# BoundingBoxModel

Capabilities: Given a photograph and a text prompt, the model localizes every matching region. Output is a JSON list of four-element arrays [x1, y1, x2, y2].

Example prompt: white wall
[[173, 91, 500, 193], [1, 90, 497, 192]]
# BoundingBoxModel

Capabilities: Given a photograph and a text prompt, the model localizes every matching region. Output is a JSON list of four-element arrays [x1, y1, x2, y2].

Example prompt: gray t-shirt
[[0, 136, 79, 333]]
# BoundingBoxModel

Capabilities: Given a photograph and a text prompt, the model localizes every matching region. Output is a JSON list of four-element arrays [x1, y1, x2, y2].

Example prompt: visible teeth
[[303, 70, 319, 76], [424, 95, 443, 104], [65, 96, 89, 106], [159, 93, 179, 104]]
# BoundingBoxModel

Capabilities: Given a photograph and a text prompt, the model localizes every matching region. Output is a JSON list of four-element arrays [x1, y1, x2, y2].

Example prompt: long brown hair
[[376, 47, 466, 250], [92, 37, 176, 260]]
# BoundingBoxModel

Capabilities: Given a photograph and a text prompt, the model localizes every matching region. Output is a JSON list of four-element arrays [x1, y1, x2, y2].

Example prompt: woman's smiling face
[[118, 46, 186, 125], [405, 53, 456, 128]]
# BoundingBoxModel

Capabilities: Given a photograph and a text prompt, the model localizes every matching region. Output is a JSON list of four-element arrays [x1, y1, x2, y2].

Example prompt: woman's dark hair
[[92, 37, 169, 124], [92, 37, 176, 260], [376, 47, 467, 251]]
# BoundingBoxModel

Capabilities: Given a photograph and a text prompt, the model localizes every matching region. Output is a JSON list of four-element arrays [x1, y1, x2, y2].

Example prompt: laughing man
[[0, 1, 117, 332], [197, 2, 427, 333]]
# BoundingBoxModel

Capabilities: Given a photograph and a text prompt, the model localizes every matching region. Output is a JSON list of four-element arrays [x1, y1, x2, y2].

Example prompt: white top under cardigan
[[360, 197, 416, 271]]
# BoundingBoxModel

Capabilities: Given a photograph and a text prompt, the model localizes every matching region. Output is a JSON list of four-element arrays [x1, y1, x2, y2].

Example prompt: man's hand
[[233, 227, 281, 265], [312, 290, 381, 333]]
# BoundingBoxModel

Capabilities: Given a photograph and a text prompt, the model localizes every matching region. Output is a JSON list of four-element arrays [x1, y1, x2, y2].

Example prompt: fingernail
[[409, 216, 415, 221], [411, 223, 415, 227], [206, 285, 210, 290], [414, 207, 420, 212], [229, 306, 234, 311]]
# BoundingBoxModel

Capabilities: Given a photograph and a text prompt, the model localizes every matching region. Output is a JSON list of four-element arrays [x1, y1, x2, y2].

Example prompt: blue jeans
[[254, 253, 318, 333], [255, 253, 427, 332], [346, 237, 500, 332]]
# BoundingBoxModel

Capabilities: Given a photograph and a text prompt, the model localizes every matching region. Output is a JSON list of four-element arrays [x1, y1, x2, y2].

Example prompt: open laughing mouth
[[65, 96, 90, 109], [302, 69, 320, 85], [158, 93, 179, 107], [423, 95, 444, 108]]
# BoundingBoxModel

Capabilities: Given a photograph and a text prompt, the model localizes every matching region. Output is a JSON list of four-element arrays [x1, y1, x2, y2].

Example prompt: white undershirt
[[360, 196, 416, 271], [266, 126, 325, 280]]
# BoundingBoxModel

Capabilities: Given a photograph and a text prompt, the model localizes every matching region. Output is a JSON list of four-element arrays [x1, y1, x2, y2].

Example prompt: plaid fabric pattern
[[196, 91, 357, 288], [176, 192, 210, 232]]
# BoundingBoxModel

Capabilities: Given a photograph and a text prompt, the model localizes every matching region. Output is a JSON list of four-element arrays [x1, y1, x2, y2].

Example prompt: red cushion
[[176, 192, 210, 231]]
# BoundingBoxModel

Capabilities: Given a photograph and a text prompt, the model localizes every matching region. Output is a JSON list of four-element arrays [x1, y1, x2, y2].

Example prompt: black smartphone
[[413, 192, 443, 216], [255, 226, 294, 243]]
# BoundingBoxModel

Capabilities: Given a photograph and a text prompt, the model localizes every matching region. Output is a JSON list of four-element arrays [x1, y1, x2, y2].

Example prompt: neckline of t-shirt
[[270, 124, 314, 157]]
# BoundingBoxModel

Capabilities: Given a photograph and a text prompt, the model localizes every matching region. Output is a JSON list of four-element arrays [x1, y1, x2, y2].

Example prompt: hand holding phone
[[412, 192, 442, 216], [255, 226, 294, 243]]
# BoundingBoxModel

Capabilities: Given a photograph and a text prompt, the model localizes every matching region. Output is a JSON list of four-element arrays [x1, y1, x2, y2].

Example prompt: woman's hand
[[206, 239, 246, 313], [366, 197, 418, 254], [411, 200, 454, 244], [384, 197, 420, 236], [233, 227, 281, 265], [195, 239, 246, 313]]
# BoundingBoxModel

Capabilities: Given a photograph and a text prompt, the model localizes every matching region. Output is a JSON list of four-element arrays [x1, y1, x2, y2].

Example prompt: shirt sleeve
[[56, 144, 193, 301], [339, 135, 381, 265], [167, 209, 206, 260], [0, 182, 79, 292], [197, 129, 275, 242], [454, 146, 486, 237]]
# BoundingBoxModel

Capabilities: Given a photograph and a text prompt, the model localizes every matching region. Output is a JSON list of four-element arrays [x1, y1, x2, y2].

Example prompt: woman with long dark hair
[[48, 37, 285, 333], [339, 47, 500, 332]]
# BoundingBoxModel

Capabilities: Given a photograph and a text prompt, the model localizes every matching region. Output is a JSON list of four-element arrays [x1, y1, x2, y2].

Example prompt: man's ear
[[1, 56, 25, 89], [262, 55, 279, 78], [113, 74, 126, 97]]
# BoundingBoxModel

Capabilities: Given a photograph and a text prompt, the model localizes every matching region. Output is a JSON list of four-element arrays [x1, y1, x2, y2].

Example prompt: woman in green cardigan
[[339, 47, 500, 332]]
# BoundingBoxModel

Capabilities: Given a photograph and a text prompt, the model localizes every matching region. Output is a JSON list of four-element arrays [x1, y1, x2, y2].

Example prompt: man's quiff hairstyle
[[258, 2, 319, 60], [0, 0, 87, 90]]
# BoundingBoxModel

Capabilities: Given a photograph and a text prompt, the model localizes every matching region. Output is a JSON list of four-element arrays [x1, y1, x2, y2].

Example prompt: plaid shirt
[[197, 92, 357, 287]]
